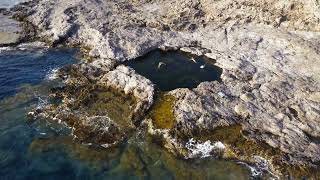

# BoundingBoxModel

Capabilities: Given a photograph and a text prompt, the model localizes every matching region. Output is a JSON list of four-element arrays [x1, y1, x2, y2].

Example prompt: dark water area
[[125, 50, 222, 91], [0, 48, 252, 179], [0, 48, 78, 100]]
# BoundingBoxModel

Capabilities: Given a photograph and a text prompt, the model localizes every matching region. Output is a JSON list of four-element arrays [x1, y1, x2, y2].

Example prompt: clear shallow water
[[125, 50, 222, 91], [0, 48, 252, 179]]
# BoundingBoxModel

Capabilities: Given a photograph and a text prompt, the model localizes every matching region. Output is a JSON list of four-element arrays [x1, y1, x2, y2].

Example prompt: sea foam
[[185, 138, 225, 159]]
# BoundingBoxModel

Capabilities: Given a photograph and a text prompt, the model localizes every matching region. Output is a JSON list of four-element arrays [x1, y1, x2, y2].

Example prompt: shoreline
[[5, 0, 320, 178]]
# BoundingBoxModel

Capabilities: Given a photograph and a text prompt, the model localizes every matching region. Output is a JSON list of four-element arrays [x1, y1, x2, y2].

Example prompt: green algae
[[82, 87, 137, 129], [26, 116, 251, 180], [46, 83, 139, 145], [28, 134, 251, 180], [148, 93, 176, 129]]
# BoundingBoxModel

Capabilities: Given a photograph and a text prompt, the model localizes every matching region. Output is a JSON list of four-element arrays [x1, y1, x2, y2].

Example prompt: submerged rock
[[147, 93, 176, 129], [0, 0, 30, 9]]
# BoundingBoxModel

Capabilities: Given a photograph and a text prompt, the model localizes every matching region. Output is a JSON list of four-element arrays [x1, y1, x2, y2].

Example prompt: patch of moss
[[83, 87, 137, 129], [148, 93, 176, 129]]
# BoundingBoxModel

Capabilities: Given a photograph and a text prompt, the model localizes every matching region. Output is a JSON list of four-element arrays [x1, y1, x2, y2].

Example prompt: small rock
[[240, 92, 255, 102], [234, 103, 250, 117]]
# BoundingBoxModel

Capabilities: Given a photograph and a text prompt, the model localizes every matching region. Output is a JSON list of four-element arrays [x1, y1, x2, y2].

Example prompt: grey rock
[[169, 81, 240, 136]]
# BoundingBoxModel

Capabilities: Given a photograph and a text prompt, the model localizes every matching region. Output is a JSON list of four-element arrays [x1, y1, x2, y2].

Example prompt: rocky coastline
[[4, 0, 320, 178]]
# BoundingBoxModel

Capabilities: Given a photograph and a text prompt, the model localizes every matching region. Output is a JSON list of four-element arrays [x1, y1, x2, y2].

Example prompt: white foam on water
[[36, 96, 48, 109], [101, 142, 117, 148], [17, 41, 49, 49], [46, 68, 60, 80], [185, 138, 225, 159], [237, 156, 280, 179], [237, 161, 262, 177], [0, 47, 12, 53]]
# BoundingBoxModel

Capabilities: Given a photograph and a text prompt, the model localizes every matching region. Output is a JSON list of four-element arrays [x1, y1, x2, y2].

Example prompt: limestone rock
[[169, 81, 240, 137]]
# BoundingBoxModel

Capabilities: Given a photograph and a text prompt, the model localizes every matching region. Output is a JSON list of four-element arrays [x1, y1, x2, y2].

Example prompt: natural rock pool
[[0, 48, 256, 179], [125, 50, 222, 91]]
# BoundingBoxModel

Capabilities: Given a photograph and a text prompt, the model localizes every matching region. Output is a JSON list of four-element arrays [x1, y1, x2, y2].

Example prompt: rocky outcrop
[[16, 0, 320, 170], [169, 82, 240, 137], [31, 62, 155, 146], [99, 65, 155, 125]]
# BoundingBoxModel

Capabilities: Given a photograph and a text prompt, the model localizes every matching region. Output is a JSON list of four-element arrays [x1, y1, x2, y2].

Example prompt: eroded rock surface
[[17, 0, 320, 169], [169, 82, 240, 137]]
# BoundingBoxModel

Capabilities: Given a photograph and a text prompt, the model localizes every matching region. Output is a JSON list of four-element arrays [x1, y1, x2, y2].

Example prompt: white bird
[[157, 62, 166, 69], [190, 57, 197, 63], [200, 65, 205, 69], [218, 92, 226, 98]]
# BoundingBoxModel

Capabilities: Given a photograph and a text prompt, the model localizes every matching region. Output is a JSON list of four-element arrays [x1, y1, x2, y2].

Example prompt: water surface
[[125, 50, 222, 91], [0, 48, 77, 99]]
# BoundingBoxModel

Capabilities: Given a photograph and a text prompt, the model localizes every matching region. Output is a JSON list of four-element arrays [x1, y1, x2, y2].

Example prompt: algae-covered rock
[[148, 93, 176, 129], [31, 63, 155, 146], [108, 133, 251, 180]]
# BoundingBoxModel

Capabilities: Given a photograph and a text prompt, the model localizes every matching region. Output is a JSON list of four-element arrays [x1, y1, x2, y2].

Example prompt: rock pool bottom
[[0, 48, 253, 179]]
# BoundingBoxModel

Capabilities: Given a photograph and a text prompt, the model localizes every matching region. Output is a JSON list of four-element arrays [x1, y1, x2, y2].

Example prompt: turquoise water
[[0, 48, 252, 179]]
